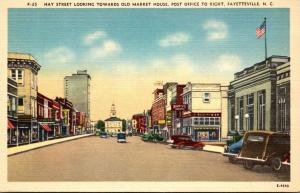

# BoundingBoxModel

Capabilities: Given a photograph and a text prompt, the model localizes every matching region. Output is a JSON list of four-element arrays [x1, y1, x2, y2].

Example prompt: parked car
[[99, 132, 108, 138], [170, 134, 205, 150], [226, 130, 243, 146], [223, 137, 243, 163], [117, 132, 126, 143], [141, 133, 164, 142], [237, 131, 290, 171]]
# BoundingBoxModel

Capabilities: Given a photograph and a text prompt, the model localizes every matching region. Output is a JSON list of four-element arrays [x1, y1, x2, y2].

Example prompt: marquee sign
[[181, 112, 221, 118]]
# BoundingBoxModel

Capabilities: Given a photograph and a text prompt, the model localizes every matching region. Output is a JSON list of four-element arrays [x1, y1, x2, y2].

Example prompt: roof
[[105, 117, 122, 122]]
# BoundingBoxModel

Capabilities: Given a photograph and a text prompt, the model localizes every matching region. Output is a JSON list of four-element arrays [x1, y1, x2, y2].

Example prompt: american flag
[[256, 21, 266, 38]]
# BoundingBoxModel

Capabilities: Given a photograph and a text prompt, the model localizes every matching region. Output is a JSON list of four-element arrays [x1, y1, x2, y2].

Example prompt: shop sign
[[158, 120, 165, 124], [172, 104, 188, 111], [182, 112, 221, 118]]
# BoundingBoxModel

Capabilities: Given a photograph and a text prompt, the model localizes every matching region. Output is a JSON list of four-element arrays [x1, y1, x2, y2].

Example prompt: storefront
[[38, 123, 53, 141], [194, 127, 220, 141], [7, 120, 18, 146], [182, 112, 222, 142]]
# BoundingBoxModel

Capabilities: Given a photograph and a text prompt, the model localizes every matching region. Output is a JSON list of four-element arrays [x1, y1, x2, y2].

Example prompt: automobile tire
[[178, 144, 184, 149], [194, 146, 203, 151], [229, 157, 237, 164], [243, 160, 254, 170], [270, 157, 282, 171]]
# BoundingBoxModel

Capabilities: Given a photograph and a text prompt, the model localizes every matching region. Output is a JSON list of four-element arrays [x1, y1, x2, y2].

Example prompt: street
[[8, 136, 290, 181]]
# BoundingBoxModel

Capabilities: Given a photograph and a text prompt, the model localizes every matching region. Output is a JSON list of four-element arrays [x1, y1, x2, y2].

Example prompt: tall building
[[64, 70, 91, 120], [7, 52, 41, 144]]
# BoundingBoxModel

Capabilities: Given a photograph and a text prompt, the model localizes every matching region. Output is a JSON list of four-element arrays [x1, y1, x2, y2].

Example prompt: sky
[[8, 8, 290, 121]]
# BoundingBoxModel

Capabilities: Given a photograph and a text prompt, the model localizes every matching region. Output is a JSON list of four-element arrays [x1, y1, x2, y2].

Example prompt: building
[[165, 83, 186, 140], [151, 89, 166, 134], [55, 97, 74, 136], [7, 77, 18, 146], [132, 113, 147, 134], [8, 52, 41, 144], [228, 56, 290, 133], [181, 82, 228, 141], [105, 104, 123, 133], [64, 70, 91, 121], [37, 92, 54, 141]]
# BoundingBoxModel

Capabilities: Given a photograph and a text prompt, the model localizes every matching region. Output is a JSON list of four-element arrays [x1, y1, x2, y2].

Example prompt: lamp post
[[235, 115, 239, 131], [244, 113, 249, 131]]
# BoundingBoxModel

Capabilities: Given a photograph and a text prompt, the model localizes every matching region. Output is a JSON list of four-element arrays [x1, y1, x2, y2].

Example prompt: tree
[[122, 119, 127, 132], [96, 120, 105, 132]]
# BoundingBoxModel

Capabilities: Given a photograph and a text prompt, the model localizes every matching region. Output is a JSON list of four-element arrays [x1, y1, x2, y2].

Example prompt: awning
[[40, 124, 51, 132], [7, 120, 15, 129]]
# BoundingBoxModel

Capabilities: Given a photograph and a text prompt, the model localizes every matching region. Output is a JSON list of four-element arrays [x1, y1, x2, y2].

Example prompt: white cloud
[[89, 40, 122, 59], [84, 31, 107, 45], [44, 47, 75, 64], [159, 32, 190, 47], [213, 54, 242, 71], [203, 20, 228, 41]]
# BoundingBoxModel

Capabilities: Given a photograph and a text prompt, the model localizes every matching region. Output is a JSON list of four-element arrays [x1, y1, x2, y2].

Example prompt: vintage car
[[170, 134, 205, 150], [223, 137, 243, 163], [141, 133, 164, 142], [226, 130, 243, 146], [99, 132, 108, 138], [237, 131, 290, 171], [117, 132, 126, 143]]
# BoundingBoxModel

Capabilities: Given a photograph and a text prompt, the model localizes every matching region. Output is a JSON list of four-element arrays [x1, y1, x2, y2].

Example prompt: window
[[239, 97, 244, 131], [203, 93, 210, 103], [247, 135, 264, 142], [193, 118, 199, 125], [246, 94, 254, 130], [11, 69, 16, 80], [258, 90, 266, 130], [17, 70, 23, 84], [215, 117, 220, 125], [205, 118, 209, 125], [18, 98, 24, 106], [199, 117, 204, 125], [210, 117, 215, 125]]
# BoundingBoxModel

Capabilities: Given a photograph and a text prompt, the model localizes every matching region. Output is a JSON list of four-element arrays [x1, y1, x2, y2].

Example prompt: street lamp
[[244, 114, 249, 131], [235, 115, 239, 131]]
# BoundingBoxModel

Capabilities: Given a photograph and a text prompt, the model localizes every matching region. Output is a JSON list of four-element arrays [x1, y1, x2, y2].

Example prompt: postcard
[[0, 0, 299, 192]]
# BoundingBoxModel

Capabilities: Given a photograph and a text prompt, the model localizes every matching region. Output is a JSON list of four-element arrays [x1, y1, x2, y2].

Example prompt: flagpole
[[264, 17, 267, 60]]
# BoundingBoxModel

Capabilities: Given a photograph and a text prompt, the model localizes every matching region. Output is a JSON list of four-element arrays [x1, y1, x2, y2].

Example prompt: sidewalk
[[8, 134, 93, 156], [203, 145, 224, 153]]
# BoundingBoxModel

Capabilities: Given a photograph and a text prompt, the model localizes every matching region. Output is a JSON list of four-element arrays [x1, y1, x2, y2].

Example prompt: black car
[[99, 132, 108, 138]]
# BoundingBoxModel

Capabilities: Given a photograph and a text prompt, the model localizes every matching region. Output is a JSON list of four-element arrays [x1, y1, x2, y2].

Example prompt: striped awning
[[40, 124, 51, 132], [7, 120, 15, 129]]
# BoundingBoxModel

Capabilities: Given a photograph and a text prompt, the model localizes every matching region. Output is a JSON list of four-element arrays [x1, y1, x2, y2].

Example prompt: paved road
[[8, 136, 290, 181]]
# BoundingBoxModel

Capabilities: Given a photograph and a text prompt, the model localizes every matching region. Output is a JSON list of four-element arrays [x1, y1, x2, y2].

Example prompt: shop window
[[205, 117, 209, 125], [209, 117, 215, 125], [215, 117, 220, 125], [199, 117, 204, 125]]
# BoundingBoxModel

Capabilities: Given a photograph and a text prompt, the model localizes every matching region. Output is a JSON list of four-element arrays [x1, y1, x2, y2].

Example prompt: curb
[[8, 134, 93, 156], [141, 139, 224, 154]]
